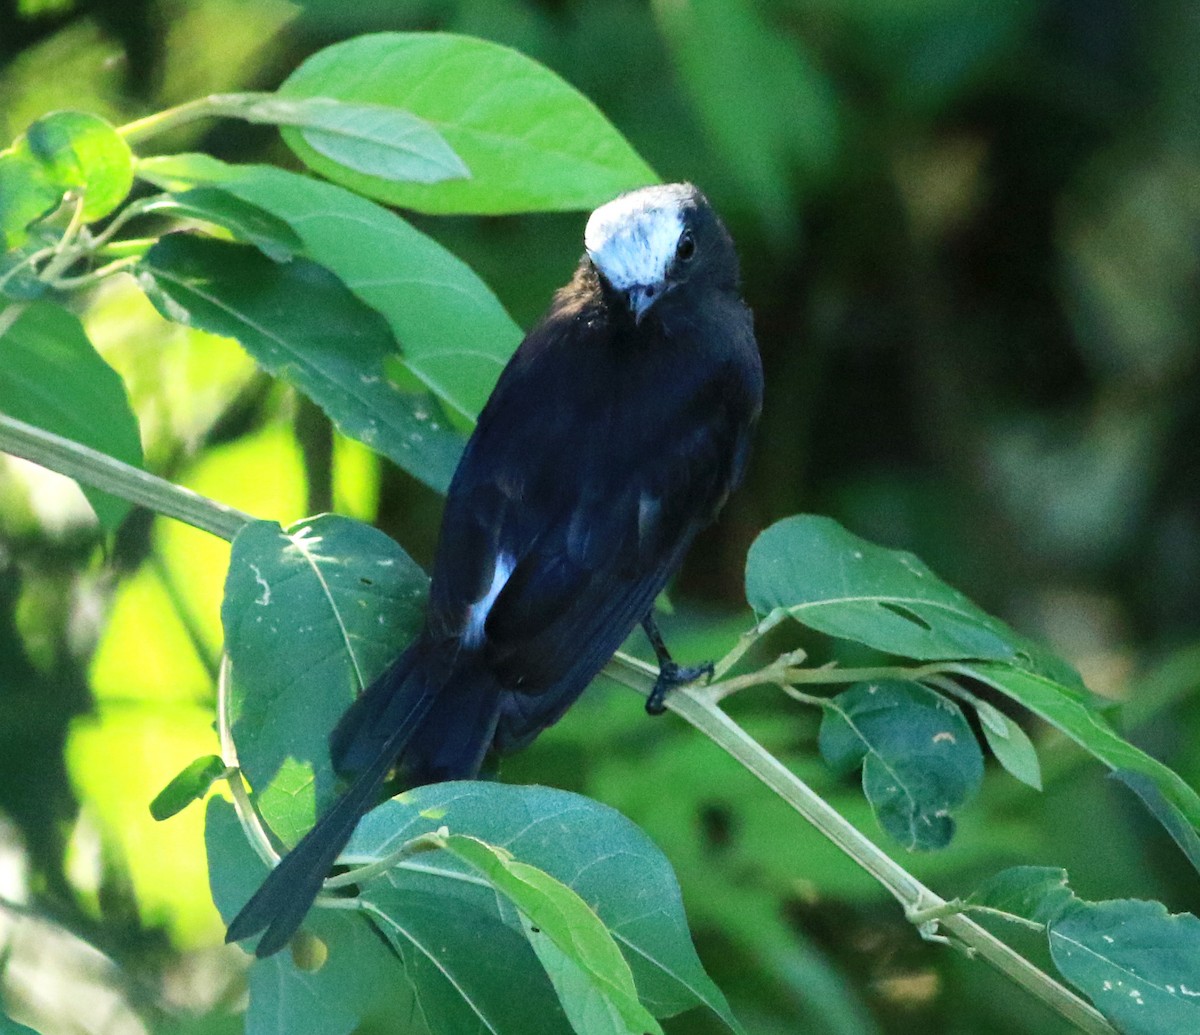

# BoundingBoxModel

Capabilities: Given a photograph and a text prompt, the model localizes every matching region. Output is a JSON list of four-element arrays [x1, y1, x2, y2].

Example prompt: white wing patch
[[463, 552, 515, 647], [585, 190, 685, 291]]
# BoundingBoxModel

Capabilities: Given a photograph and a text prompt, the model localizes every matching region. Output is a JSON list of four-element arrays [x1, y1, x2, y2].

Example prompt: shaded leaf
[[818, 680, 984, 850], [348, 782, 742, 1032], [279, 33, 657, 213], [746, 516, 1084, 687], [0, 150, 60, 249], [1050, 898, 1200, 1035], [965, 664, 1200, 838], [0, 301, 143, 530], [150, 754, 226, 821], [439, 833, 662, 1035], [976, 701, 1043, 791], [966, 865, 1076, 926], [139, 187, 303, 261], [137, 233, 464, 493], [221, 516, 427, 843], [1111, 769, 1200, 877]]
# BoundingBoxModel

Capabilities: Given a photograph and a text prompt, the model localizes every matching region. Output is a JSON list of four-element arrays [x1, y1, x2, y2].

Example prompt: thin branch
[[604, 652, 1118, 1035], [0, 413, 254, 542]]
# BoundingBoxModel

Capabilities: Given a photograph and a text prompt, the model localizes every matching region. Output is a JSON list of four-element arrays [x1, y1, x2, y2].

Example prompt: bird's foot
[[645, 659, 715, 715]]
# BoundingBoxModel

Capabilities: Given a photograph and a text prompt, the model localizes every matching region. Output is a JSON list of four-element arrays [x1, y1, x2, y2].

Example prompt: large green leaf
[[347, 782, 742, 1032], [818, 680, 984, 850], [1050, 899, 1200, 1035], [137, 158, 522, 432], [746, 515, 1084, 687], [221, 516, 427, 844], [137, 233, 465, 493], [0, 301, 143, 530], [278, 33, 657, 213]]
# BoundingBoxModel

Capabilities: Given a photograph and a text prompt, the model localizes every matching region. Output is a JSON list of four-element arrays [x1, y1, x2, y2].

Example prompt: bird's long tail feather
[[225, 651, 435, 957]]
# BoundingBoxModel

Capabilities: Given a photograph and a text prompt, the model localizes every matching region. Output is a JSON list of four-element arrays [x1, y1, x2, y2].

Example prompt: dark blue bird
[[226, 183, 763, 957]]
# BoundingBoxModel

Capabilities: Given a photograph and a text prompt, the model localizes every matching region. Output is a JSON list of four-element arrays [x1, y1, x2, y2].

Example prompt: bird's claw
[[645, 659, 714, 715]]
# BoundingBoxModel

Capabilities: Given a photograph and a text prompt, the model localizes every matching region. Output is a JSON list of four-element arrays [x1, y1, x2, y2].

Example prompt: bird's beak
[[626, 283, 662, 325]]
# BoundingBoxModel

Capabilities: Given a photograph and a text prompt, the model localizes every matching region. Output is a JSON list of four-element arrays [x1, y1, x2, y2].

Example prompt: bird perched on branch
[[226, 182, 763, 957]]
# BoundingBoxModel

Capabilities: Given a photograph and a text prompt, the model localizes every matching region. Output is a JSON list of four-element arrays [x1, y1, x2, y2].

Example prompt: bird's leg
[[641, 613, 715, 715]]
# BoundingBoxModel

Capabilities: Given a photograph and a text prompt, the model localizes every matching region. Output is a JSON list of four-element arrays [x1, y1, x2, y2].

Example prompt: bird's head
[[584, 183, 738, 325]]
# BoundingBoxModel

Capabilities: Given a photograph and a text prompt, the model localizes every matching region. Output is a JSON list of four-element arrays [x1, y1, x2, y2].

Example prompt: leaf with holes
[[818, 680, 984, 850], [746, 515, 1083, 688], [221, 516, 427, 843], [1049, 898, 1200, 1035]]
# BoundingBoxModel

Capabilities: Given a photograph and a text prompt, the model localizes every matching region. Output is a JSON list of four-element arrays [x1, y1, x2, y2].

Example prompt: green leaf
[[966, 865, 1076, 926], [818, 680, 984, 850], [205, 798, 416, 1035], [136, 233, 464, 493], [1049, 898, 1200, 1035], [952, 690, 1044, 791], [150, 754, 227, 821], [15, 110, 133, 220], [746, 515, 1084, 687], [347, 782, 741, 1032], [221, 95, 469, 184], [1110, 769, 1200, 877], [0, 301, 143, 530], [0, 150, 60, 249], [136, 160, 523, 429], [138, 187, 303, 261], [965, 663, 1200, 839], [221, 516, 427, 844], [278, 33, 657, 213], [438, 834, 663, 1035]]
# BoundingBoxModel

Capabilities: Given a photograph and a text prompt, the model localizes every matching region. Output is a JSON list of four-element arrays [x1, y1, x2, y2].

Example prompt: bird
[[225, 182, 763, 957]]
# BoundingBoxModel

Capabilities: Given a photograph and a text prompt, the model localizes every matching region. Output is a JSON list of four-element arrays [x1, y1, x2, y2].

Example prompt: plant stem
[[0, 413, 254, 541], [605, 652, 1118, 1035]]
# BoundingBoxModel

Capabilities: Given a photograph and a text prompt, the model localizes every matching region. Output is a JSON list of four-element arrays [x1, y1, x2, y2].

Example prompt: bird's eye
[[675, 230, 696, 263]]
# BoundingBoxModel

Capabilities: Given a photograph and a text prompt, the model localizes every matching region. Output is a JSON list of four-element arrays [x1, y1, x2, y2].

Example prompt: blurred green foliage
[[1, 0, 1197, 1032]]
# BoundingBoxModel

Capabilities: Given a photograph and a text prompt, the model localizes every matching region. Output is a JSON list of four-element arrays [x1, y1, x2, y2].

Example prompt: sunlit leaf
[[0, 301, 143, 530], [222, 515, 427, 843], [209, 94, 469, 184], [136, 159, 522, 431], [151, 753, 227, 821], [279, 33, 657, 213], [11, 110, 133, 220]]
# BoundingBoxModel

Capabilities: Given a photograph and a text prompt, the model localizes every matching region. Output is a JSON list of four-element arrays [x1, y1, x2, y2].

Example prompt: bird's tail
[[225, 645, 435, 958]]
